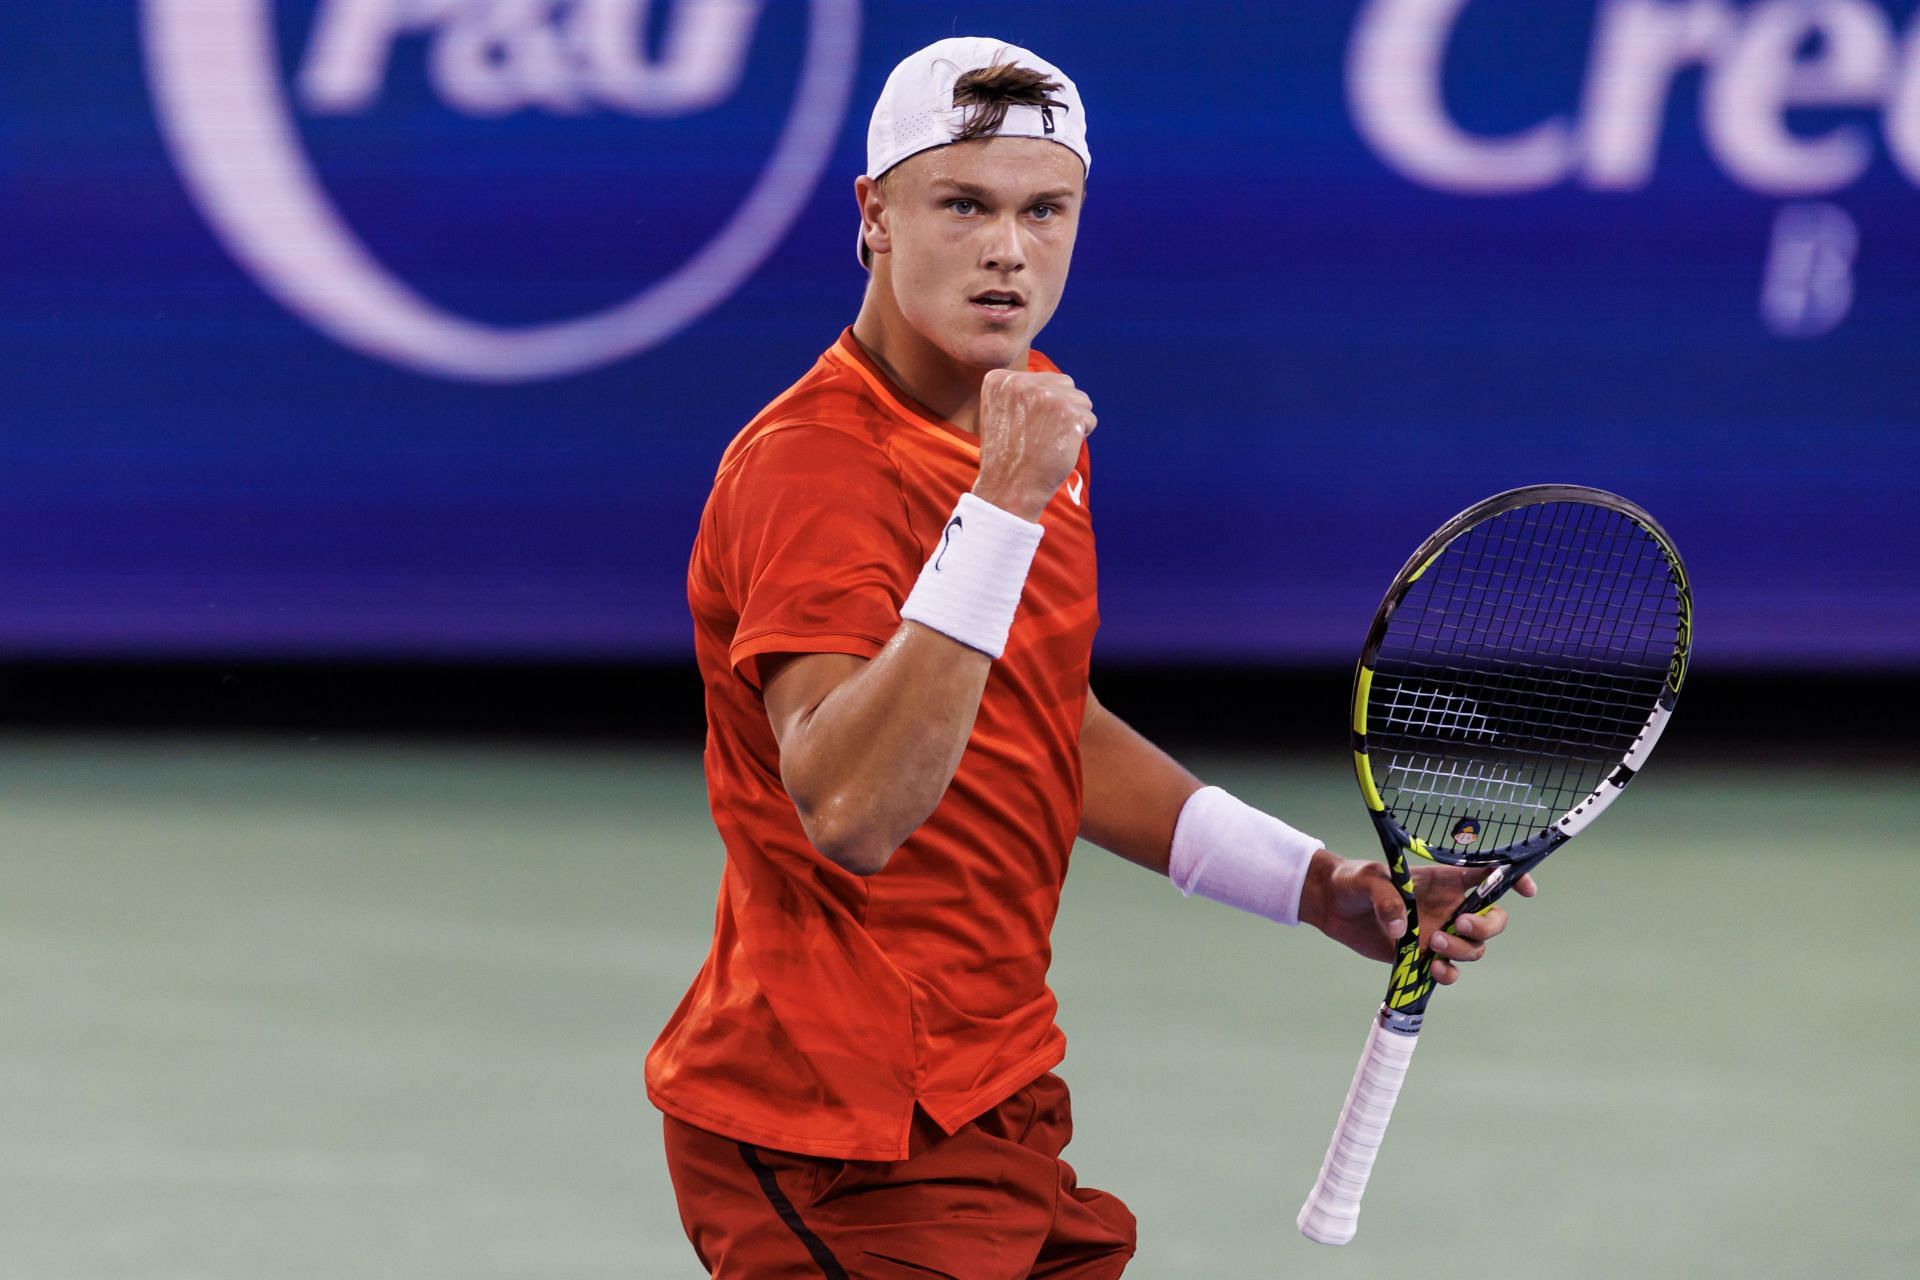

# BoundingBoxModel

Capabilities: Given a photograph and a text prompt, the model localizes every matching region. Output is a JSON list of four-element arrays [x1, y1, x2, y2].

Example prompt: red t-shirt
[[646, 329, 1099, 1160]]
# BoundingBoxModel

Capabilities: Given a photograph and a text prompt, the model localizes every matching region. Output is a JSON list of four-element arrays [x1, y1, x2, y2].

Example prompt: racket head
[[1352, 485, 1692, 870]]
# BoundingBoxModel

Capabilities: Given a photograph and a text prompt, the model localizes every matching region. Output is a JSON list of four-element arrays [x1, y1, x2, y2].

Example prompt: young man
[[649, 37, 1533, 1279]]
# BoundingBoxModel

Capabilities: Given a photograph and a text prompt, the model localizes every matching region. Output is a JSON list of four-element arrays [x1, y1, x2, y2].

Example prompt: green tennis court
[[4, 735, 1909, 1277]]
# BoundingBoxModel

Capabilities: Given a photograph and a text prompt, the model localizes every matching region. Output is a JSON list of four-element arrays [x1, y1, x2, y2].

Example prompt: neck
[[850, 276, 1025, 436]]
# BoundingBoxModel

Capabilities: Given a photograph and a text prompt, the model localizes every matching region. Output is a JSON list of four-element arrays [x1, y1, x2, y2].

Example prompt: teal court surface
[[4, 736, 1911, 1278]]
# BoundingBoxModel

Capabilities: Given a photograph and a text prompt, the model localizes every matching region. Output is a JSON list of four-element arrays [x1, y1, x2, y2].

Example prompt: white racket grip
[[1296, 1014, 1421, 1245]]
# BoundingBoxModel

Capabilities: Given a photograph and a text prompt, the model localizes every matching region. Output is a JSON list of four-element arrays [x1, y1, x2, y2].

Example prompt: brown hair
[[949, 58, 1067, 143]]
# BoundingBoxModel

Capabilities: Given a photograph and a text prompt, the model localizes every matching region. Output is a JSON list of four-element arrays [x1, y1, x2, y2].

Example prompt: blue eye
[[1030, 204, 1056, 220], [948, 199, 978, 215]]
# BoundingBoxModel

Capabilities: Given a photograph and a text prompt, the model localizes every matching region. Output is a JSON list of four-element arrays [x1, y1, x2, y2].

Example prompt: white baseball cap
[[859, 36, 1091, 267]]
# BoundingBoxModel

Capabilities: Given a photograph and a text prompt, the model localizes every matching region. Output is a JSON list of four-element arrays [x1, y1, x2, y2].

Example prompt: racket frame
[[1298, 484, 1691, 1245]]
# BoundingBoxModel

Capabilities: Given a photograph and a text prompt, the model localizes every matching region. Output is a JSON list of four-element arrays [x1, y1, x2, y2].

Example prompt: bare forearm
[[769, 624, 991, 874], [1077, 692, 1204, 875]]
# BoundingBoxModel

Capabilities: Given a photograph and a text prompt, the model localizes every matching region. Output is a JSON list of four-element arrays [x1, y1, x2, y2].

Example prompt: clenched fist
[[971, 369, 1096, 522]]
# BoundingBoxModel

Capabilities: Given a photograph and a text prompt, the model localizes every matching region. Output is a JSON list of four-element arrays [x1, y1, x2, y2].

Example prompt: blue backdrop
[[4, 1, 1916, 664]]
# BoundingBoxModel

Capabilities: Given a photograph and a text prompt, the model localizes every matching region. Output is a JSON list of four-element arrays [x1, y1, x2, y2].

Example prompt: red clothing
[[663, 1073, 1136, 1280], [647, 329, 1099, 1160]]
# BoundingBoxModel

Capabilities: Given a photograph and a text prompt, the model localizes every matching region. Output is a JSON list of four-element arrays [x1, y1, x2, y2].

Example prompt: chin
[[945, 326, 1029, 370]]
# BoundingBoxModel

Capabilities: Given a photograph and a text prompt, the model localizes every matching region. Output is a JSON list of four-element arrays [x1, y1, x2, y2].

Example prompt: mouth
[[969, 289, 1027, 321]]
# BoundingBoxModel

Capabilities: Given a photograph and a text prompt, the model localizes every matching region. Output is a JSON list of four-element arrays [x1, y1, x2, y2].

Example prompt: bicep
[[762, 651, 868, 755]]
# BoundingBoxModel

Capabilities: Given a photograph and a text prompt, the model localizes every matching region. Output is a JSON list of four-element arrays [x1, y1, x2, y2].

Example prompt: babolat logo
[[1347, 0, 1920, 337], [140, 1, 860, 382]]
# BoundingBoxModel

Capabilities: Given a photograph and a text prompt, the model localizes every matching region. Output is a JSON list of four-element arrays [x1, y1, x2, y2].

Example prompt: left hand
[[1297, 850, 1538, 985]]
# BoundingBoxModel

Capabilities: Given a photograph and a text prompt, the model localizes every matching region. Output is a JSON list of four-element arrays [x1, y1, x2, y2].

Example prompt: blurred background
[[3, 2, 1915, 1276]]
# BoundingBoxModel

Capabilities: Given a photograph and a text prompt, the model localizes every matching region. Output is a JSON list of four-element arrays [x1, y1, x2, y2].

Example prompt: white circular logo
[[141, 0, 860, 383]]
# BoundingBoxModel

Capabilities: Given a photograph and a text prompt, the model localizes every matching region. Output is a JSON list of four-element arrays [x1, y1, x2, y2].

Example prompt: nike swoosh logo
[[1066, 473, 1084, 506], [934, 515, 962, 571]]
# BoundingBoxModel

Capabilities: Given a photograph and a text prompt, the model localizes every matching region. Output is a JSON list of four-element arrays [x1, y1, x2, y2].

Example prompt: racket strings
[[1369, 500, 1683, 853]]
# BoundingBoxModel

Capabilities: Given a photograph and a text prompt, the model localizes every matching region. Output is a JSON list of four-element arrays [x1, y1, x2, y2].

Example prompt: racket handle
[[1296, 1012, 1421, 1245]]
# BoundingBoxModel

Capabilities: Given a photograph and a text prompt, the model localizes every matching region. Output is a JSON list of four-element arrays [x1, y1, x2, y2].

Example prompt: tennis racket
[[1296, 484, 1692, 1246]]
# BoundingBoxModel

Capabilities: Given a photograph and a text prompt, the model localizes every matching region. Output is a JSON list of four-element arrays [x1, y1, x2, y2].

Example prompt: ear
[[855, 175, 890, 259]]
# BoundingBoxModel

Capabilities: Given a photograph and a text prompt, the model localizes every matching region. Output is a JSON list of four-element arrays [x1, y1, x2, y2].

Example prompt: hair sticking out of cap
[[949, 58, 1068, 144]]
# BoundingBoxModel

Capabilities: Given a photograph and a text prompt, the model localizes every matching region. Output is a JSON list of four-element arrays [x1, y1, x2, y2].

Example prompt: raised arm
[[763, 367, 1094, 876]]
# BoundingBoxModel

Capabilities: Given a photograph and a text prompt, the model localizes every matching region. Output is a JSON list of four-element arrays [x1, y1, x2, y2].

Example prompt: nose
[[980, 213, 1025, 274]]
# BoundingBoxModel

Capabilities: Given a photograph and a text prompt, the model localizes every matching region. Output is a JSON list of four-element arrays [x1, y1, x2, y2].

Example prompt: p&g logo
[[141, 1, 860, 382]]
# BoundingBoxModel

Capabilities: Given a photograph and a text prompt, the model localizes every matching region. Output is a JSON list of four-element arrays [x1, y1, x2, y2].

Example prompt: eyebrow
[[930, 179, 1078, 203]]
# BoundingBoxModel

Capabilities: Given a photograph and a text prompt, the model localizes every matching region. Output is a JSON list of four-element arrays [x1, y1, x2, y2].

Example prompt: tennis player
[[648, 37, 1534, 1279]]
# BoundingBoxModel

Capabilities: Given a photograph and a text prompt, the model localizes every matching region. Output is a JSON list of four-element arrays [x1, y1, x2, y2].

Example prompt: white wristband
[[1169, 785, 1321, 925], [900, 492, 1044, 658]]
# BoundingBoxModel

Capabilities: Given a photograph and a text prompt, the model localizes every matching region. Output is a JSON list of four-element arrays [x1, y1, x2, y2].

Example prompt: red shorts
[[661, 1071, 1137, 1279]]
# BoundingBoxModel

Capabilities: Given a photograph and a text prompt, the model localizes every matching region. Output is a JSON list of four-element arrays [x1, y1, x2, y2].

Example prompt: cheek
[[892, 239, 970, 308], [1038, 224, 1078, 274], [1028, 238, 1075, 310]]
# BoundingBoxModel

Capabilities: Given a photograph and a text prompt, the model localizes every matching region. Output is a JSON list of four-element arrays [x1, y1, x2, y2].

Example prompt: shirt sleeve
[[711, 423, 920, 690]]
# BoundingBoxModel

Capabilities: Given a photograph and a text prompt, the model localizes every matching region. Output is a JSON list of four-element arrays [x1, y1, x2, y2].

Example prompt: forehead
[[888, 137, 1086, 197]]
